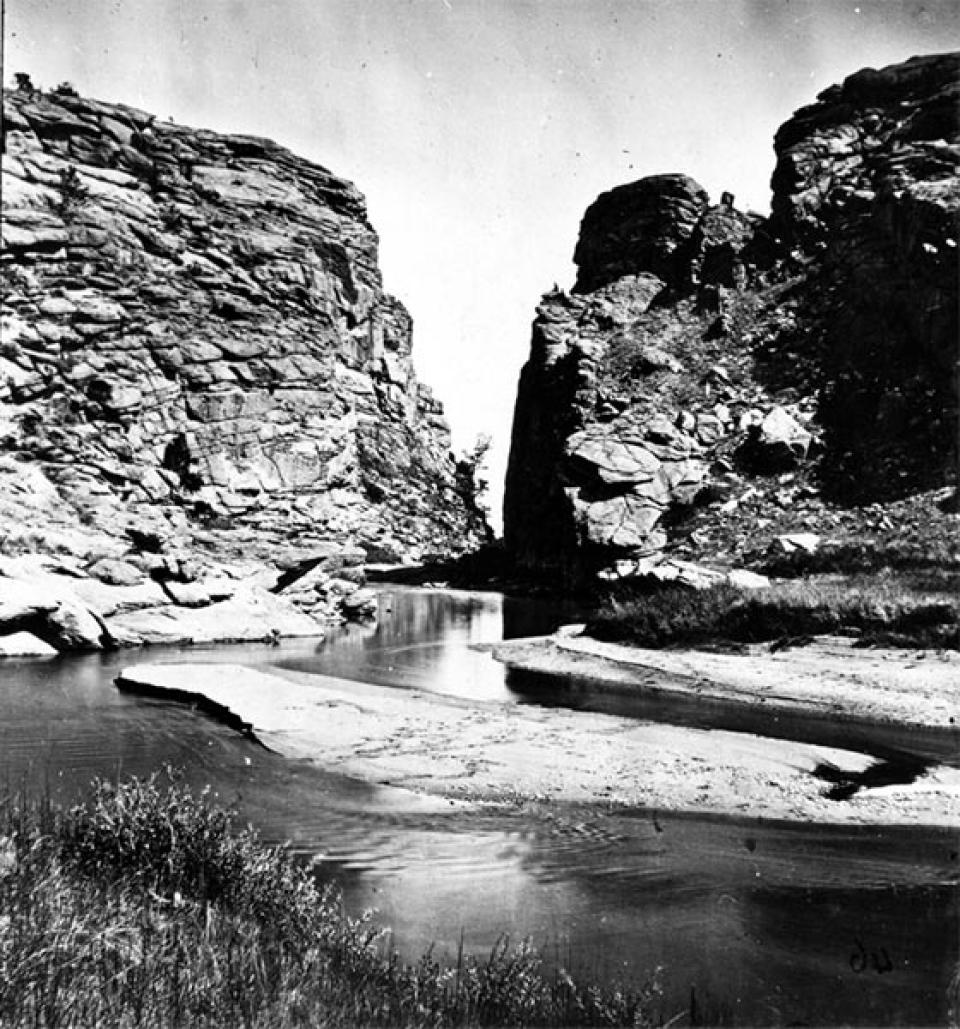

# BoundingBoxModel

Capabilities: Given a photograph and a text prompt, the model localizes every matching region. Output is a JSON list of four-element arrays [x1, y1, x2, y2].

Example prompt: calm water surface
[[1, 588, 957, 1026]]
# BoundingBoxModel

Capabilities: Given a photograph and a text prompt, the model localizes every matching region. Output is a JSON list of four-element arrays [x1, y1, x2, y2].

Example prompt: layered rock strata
[[504, 52, 959, 582], [1, 84, 487, 649]]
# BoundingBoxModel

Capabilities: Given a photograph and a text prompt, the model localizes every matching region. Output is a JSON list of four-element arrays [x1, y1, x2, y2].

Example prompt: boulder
[[567, 429, 663, 485], [599, 557, 770, 591], [0, 631, 58, 658], [0, 576, 106, 651], [275, 546, 368, 601], [573, 174, 710, 292], [737, 407, 813, 473], [163, 581, 218, 608], [726, 569, 772, 590], [759, 408, 812, 460], [0, 578, 55, 625], [341, 588, 378, 621], [598, 556, 726, 588], [70, 577, 169, 617], [48, 600, 108, 651], [559, 413, 709, 559], [635, 345, 683, 374], [104, 585, 323, 646], [86, 557, 145, 586], [574, 494, 666, 551], [774, 533, 821, 555]]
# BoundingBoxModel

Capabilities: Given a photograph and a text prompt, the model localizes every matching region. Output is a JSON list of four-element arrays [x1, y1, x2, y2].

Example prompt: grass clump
[[586, 580, 960, 650], [0, 770, 662, 1028], [752, 536, 960, 579]]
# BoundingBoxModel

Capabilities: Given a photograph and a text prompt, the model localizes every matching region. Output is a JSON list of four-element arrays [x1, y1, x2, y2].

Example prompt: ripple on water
[[1, 587, 957, 1027]]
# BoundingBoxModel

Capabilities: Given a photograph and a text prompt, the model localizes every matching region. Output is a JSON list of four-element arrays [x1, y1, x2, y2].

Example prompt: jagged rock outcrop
[[1, 83, 488, 647], [572, 174, 710, 293], [504, 52, 959, 583], [770, 51, 959, 496]]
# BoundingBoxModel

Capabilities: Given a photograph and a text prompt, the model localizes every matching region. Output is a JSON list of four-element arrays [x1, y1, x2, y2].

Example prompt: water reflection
[[0, 588, 957, 1026], [331, 809, 958, 1026], [275, 588, 579, 702]]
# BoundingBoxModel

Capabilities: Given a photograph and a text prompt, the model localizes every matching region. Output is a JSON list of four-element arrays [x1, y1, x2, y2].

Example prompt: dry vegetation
[[587, 576, 960, 651], [0, 771, 663, 1028]]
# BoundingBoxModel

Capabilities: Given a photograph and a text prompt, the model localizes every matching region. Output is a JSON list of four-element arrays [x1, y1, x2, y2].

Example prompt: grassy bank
[[0, 771, 662, 1028], [586, 576, 960, 651]]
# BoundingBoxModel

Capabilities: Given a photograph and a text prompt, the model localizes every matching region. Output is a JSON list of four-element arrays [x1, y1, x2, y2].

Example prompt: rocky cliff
[[0, 82, 487, 649], [504, 52, 959, 583]]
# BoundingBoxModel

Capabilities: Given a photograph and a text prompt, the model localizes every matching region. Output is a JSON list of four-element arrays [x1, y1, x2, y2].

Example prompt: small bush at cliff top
[[0, 770, 664, 1027]]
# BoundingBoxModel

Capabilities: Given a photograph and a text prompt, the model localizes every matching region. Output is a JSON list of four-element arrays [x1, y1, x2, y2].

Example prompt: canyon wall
[[503, 52, 959, 582], [1, 85, 489, 565], [0, 83, 487, 646]]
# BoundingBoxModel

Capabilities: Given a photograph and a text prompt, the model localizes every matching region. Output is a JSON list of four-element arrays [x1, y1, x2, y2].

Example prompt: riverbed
[[1, 587, 957, 1026]]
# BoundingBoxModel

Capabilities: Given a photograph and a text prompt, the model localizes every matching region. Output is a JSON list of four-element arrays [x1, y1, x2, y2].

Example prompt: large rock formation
[[769, 53, 959, 496], [1, 83, 488, 647], [504, 52, 959, 582]]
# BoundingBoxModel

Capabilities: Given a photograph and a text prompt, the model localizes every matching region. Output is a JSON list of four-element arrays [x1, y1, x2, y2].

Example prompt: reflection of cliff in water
[[276, 589, 579, 701], [350, 588, 578, 648], [366, 591, 493, 647], [501, 594, 584, 640]]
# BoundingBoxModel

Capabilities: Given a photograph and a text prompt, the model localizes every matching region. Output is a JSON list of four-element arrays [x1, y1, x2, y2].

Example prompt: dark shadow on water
[[504, 667, 960, 768]]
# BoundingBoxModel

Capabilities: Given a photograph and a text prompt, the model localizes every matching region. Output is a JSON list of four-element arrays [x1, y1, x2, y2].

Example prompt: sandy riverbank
[[492, 631, 960, 735], [117, 642, 960, 827]]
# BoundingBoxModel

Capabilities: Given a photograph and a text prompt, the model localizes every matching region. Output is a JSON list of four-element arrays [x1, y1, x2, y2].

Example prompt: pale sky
[[5, 1, 959, 527]]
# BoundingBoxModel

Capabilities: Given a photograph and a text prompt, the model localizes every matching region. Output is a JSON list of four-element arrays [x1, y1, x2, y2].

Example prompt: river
[[1, 587, 957, 1026]]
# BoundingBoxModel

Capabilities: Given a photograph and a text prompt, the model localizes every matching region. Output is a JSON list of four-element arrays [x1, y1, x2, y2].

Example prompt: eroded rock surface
[[504, 52, 959, 582], [1, 84, 489, 649]]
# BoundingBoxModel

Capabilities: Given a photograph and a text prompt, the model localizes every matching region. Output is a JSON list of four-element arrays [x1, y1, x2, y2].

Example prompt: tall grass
[[586, 580, 960, 650], [0, 771, 663, 1028]]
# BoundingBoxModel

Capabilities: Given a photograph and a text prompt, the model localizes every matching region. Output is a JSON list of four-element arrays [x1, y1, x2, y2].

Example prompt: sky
[[4, 0, 959, 527]]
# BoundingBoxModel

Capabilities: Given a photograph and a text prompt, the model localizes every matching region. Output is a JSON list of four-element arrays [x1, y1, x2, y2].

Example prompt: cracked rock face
[[504, 52, 958, 582], [1, 85, 488, 577], [772, 52, 959, 496], [572, 173, 710, 293], [564, 413, 708, 553]]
